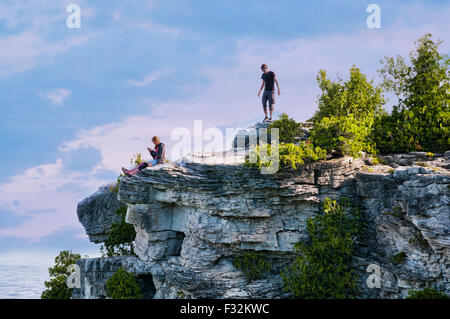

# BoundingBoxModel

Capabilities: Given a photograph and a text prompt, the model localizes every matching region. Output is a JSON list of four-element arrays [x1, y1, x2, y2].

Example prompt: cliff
[[72, 125, 450, 299]]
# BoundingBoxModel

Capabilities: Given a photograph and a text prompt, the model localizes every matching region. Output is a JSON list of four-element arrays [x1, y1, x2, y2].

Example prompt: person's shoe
[[122, 167, 132, 177], [268, 117, 272, 122], [263, 116, 268, 122]]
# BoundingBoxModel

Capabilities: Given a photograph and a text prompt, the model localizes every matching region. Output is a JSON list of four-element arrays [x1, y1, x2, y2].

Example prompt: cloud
[[0, 158, 109, 242], [127, 70, 165, 87], [40, 88, 72, 105], [0, 30, 95, 77], [136, 22, 180, 37], [0, 1, 96, 77]]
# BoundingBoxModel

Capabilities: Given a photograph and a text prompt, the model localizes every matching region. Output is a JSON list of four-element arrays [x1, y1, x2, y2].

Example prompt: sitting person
[[122, 136, 166, 177]]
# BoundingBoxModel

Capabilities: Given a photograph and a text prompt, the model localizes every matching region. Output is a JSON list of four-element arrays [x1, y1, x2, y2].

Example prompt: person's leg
[[262, 91, 268, 120], [122, 162, 148, 176], [269, 91, 275, 120]]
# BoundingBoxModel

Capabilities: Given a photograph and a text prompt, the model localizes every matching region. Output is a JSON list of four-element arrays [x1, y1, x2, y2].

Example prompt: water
[[0, 250, 99, 299], [0, 252, 55, 299], [0, 263, 49, 299]]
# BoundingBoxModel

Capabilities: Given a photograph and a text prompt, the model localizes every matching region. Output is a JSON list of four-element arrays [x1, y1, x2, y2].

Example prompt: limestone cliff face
[[73, 144, 450, 299], [76, 184, 123, 243]]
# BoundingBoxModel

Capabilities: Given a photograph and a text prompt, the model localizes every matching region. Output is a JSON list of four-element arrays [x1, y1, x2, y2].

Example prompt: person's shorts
[[138, 159, 158, 171], [262, 90, 275, 111]]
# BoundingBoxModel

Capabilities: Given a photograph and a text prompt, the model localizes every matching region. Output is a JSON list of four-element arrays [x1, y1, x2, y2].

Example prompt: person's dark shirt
[[261, 71, 276, 91], [150, 143, 166, 164]]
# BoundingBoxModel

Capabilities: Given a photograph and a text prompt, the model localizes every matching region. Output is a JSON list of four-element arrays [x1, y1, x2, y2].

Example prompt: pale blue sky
[[0, 0, 448, 259]]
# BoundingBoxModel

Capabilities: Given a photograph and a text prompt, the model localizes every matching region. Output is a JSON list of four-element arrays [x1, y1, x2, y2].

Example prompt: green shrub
[[109, 175, 123, 194], [406, 287, 449, 299], [309, 66, 386, 157], [281, 198, 362, 299], [376, 33, 450, 154], [101, 206, 137, 257], [390, 252, 407, 265], [244, 142, 326, 170], [106, 267, 143, 299], [268, 113, 301, 143], [130, 153, 144, 166], [311, 66, 385, 123], [311, 114, 377, 157], [233, 251, 271, 283], [41, 250, 81, 299], [409, 231, 429, 249]]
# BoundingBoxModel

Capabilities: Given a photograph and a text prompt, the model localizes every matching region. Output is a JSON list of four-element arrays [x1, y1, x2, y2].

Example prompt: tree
[[311, 66, 385, 123], [41, 250, 81, 299], [106, 267, 143, 299], [281, 198, 361, 298], [376, 33, 450, 153], [310, 66, 385, 156], [101, 206, 137, 257], [268, 113, 301, 143]]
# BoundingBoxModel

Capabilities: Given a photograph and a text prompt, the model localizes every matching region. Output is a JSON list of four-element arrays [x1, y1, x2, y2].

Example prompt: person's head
[[152, 136, 160, 145], [261, 64, 268, 73]]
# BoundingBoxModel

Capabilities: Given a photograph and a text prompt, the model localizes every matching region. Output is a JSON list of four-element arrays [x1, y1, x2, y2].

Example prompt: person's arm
[[148, 147, 157, 159], [275, 77, 281, 95], [258, 79, 265, 97]]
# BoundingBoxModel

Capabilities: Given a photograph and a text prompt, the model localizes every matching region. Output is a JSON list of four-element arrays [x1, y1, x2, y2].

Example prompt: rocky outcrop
[[232, 121, 312, 149], [73, 147, 450, 299], [76, 184, 124, 243]]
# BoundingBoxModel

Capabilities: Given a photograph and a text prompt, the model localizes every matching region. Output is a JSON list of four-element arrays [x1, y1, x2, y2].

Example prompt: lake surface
[[0, 263, 49, 299]]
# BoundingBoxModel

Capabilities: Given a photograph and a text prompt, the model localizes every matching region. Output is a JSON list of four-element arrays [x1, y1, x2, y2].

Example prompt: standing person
[[257, 64, 281, 122], [122, 136, 165, 177]]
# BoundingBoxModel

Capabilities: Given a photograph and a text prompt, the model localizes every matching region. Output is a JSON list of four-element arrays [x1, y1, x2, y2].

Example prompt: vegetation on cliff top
[[248, 34, 448, 169], [244, 141, 326, 170], [375, 34, 449, 154]]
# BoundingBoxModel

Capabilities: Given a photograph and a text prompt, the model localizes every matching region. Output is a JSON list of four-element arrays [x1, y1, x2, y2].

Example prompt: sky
[[0, 0, 448, 262]]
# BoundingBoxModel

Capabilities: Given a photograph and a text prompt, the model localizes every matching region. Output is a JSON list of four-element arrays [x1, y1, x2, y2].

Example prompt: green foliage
[[109, 175, 123, 194], [310, 66, 384, 157], [268, 113, 301, 143], [101, 206, 137, 257], [41, 250, 81, 299], [390, 252, 407, 265], [233, 251, 271, 283], [311, 66, 385, 123], [409, 231, 429, 249], [406, 287, 449, 299], [244, 142, 326, 170], [311, 114, 377, 157], [130, 153, 144, 166], [281, 198, 362, 299], [376, 33, 450, 154], [106, 267, 143, 299]]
